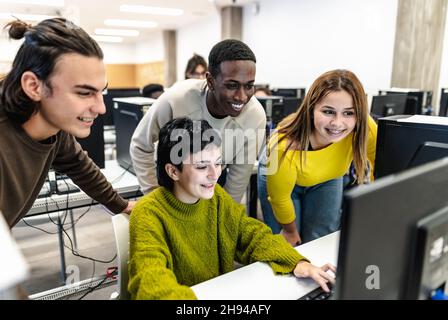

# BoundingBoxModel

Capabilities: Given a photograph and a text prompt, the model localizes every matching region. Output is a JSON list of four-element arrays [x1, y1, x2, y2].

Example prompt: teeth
[[78, 117, 94, 122], [327, 129, 343, 134], [201, 184, 214, 188], [231, 103, 244, 110]]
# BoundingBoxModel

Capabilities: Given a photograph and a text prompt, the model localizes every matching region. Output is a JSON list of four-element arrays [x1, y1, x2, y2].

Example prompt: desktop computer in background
[[102, 88, 141, 127], [271, 87, 306, 99], [113, 97, 155, 174], [256, 96, 301, 132], [374, 115, 448, 179], [378, 88, 432, 115], [76, 115, 105, 169], [369, 94, 407, 121], [336, 158, 448, 299], [439, 88, 448, 117]]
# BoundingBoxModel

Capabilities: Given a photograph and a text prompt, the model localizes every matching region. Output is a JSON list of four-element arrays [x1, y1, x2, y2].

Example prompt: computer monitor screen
[[76, 115, 105, 168], [102, 88, 141, 126], [113, 98, 154, 173], [370, 94, 407, 121], [335, 158, 448, 299], [374, 115, 448, 178]]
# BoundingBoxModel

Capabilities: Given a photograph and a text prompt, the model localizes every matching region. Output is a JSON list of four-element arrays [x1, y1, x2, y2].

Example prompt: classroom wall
[[242, 0, 399, 96], [176, 13, 221, 82]]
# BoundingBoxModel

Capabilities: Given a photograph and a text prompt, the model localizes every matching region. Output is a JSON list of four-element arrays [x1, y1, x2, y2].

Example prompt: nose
[[93, 93, 106, 115], [234, 86, 248, 103], [330, 113, 343, 126], [208, 165, 221, 181]]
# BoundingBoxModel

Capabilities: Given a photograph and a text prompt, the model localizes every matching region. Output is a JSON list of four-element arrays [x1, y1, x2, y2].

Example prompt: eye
[[322, 110, 335, 115], [77, 91, 93, 97], [224, 83, 239, 90], [344, 111, 355, 116], [195, 165, 207, 170], [244, 84, 255, 91]]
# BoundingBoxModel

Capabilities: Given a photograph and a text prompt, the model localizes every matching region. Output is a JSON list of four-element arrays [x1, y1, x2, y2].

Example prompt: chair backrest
[[111, 214, 130, 300]]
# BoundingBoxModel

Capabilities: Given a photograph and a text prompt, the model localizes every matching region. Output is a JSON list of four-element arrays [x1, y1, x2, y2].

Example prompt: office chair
[[111, 214, 131, 300]]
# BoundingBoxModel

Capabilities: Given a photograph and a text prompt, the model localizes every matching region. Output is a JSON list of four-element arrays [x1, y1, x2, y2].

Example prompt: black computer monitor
[[439, 88, 448, 117], [335, 158, 448, 299], [113, 97, 154, 173], [379, 90, 432, 115], [76, 115, 105, 168], [370, 94, 407, 121], [102, 88, 141, 126], [271, 97, 301, 128], [374, 115, 448, 178], [271, 88, 306, 99]]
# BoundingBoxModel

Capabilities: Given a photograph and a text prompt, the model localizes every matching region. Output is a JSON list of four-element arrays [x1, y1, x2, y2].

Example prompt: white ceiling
[[0, 0, 255, 43]]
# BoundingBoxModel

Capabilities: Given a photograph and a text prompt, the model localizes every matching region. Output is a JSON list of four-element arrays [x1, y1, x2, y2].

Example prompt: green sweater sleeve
[[128, 204, 197, 300]]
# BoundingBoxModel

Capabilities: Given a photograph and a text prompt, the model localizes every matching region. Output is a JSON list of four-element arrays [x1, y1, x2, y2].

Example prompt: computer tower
[[113, 97, 155, 174]]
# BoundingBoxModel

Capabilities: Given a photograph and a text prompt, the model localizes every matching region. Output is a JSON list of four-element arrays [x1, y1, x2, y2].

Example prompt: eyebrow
[[224, 80, 255, 84], [195, 157, 222, 164], [322, 105, 354, 110], [74, 83, 108, 92]]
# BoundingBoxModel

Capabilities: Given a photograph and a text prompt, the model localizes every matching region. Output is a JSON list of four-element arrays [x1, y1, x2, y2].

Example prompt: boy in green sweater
[[128, 117, 335, 299]]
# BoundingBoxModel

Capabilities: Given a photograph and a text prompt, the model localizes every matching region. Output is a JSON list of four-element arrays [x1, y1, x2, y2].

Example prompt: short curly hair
[[208, 39, 256, 78]]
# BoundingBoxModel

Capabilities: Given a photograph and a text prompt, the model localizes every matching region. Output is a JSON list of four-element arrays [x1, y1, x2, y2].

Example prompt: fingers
[[313, 276, 330, 293], [320, 263, 337, 274]]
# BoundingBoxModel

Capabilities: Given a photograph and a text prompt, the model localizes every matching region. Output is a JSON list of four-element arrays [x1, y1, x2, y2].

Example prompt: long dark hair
[[0, 18, 103, 124]]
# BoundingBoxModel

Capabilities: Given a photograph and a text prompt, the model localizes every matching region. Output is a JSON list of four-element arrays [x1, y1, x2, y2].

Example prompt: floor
[[12, 205, 120, 300]]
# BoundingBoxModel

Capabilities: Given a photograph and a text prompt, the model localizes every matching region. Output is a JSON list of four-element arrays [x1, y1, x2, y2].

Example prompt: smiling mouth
[[325, 128, 345, 136], [77, 117, 95, 123], [200, 183, 215, 189], [230, 103, 244, 111]]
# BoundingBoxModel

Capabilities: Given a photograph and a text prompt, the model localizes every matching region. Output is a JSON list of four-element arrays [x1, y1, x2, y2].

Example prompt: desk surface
[[28, 160, 141, 216], [191, 231, 339, 300]]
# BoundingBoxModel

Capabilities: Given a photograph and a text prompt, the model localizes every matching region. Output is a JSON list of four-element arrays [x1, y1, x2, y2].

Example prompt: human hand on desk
[[293, 261, 336, 293], [122, 200, 137, 215]]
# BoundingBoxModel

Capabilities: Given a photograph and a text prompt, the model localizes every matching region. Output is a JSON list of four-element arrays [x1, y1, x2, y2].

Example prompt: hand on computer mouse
[[293, 261, 336, 292]]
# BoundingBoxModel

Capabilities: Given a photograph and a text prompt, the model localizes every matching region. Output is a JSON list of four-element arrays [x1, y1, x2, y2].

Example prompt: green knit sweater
[[128, 185, 306, 300]]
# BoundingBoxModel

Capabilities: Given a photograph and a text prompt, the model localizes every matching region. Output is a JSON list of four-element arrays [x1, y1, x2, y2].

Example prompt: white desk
[[28, 160, 141, 216], [192, 231, 339, 300]]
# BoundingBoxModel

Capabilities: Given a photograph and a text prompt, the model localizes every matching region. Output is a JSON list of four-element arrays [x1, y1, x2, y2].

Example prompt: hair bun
[[5, 20, 30, 40]]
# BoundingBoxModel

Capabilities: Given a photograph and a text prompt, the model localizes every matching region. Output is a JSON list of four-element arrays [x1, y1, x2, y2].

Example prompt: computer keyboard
[[298, 284, 335, 300]]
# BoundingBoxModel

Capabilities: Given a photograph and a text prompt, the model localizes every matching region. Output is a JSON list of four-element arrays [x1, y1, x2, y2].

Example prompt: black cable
[[77, 272, 109, 300]]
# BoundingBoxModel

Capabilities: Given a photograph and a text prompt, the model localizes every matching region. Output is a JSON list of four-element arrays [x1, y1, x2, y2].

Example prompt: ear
[[165, 163, 180, 181], [205, 72, 214, 91], [21, 71, 44, 102]]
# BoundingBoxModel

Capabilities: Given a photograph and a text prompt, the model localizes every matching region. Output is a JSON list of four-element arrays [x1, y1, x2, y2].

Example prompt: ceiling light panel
[[95, 28, 139, 37], [0, 0, 64, 6], [120, 5, 183, 16], [0, 13, 56, 21], [90, 35, 123, 43], [104, 19, 157, 28]]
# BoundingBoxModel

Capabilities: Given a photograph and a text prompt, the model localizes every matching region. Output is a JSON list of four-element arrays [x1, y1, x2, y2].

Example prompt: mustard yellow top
[[266, 116, 377, 224]]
